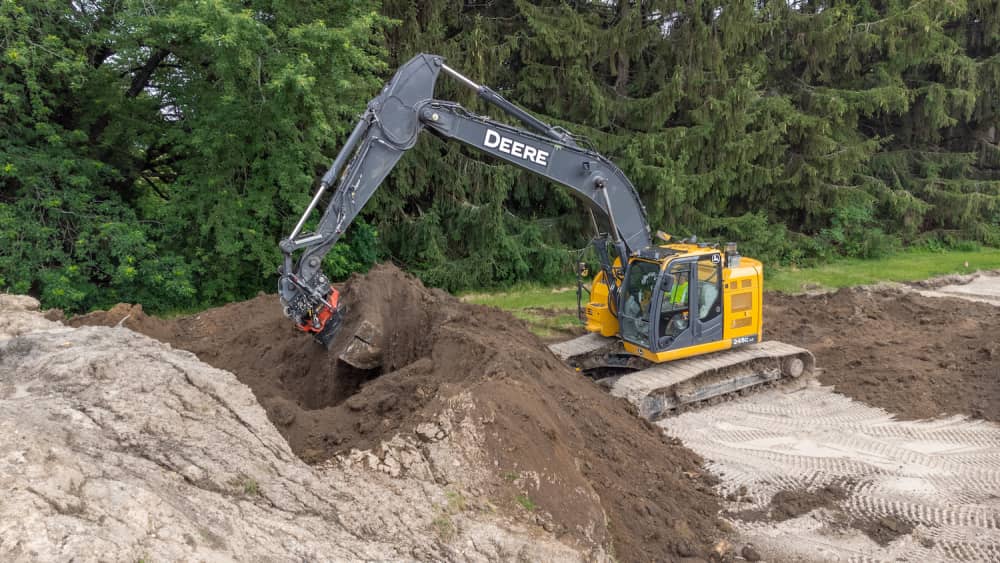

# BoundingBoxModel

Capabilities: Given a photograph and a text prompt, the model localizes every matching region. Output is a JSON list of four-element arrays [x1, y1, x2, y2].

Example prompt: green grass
[[461, 248, 1000, 315], [242, 478, 259, 496], [445, 490, 467, 513], [510, 310, 581, 338], [461, 283, 580, 310], [514, 494, 536, 512], [432, 514, 455, 541], [767, 248, 1000, 294], [462, 284, 584, 337]]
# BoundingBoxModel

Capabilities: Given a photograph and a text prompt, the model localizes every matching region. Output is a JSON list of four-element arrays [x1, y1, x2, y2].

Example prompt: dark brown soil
[[766, 287, 1000, 421], [71, 264, 726, 562], [770, 484, 847, 521], [850, 515, 915, 546], [728, 484, 847, 523]]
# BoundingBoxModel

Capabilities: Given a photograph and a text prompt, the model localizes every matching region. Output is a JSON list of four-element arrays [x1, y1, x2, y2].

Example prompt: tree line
[[2, 0, 998, 313]]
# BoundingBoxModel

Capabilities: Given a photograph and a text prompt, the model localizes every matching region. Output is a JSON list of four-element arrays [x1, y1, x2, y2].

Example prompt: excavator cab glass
[[620, 260, 662, 348], [657, 262, 692, 347], [620, 254, 726, 353]]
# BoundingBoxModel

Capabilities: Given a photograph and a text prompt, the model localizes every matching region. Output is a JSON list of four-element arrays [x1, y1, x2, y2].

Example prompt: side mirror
[[577, 262, 589, 277]]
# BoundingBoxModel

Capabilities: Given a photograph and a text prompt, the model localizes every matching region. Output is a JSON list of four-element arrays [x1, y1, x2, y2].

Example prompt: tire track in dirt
[[660, 381, 1000, 562]]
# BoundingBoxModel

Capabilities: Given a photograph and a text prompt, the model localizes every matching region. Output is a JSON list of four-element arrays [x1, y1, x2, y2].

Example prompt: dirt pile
[[850, 515, 915, 546], [72, 264, 726, 562], [769, 485, 847, 521], [4, 296, 583, 561], [727, 483, 915, 549], [725, 481, 917, 550], [766, 287, 1000, 421]]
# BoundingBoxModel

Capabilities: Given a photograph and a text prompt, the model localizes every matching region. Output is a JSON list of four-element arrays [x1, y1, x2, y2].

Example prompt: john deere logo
[[483, 129, 550, 167]]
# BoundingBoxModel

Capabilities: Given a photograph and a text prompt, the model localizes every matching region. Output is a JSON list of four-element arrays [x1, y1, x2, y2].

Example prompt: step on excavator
[[278, 54, 813, 420]]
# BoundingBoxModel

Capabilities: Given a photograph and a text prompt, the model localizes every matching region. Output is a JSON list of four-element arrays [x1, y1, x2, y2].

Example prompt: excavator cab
[[620, 251, 724, 354], [585, 243, 762, 364]]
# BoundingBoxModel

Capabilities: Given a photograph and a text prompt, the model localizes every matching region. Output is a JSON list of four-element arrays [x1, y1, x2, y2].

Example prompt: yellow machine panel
[[722, 257, 763, 346], [583, 270, 619, 337]]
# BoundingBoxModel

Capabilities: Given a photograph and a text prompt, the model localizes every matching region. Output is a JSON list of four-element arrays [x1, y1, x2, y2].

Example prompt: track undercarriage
[[550, 335, 815, 420]]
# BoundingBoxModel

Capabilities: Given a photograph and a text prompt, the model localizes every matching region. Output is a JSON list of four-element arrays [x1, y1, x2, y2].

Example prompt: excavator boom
[[279, 54, 650, 343]]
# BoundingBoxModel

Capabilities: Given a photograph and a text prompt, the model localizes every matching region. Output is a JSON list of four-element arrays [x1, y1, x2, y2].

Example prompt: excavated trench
[[72, 266, 501, 458]]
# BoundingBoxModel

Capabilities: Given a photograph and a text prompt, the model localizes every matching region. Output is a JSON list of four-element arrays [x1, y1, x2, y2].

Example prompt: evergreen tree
[[1, 0, 386, 312], [374, 0, 1000, 282], [3, 0, 998, 310]]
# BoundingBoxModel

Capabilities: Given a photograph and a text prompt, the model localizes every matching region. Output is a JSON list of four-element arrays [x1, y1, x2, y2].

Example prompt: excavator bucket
[[312, 307, 343, 348]]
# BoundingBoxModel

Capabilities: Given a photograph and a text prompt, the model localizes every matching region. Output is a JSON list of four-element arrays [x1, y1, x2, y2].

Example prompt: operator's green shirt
[[670, 280, 688, 306]]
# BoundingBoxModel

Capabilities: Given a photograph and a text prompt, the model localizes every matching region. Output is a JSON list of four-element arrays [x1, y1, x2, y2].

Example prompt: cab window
[[621, 260, 660, 347], [697, 256, 722, 321], [658, 262, 691, 343], [662, 263, 690, 312]]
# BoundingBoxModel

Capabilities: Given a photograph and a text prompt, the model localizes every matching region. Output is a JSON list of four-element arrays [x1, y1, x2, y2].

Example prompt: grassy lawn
[[462, 284, 581, 310], [509, 310, 582, 339], [767, 248, 1000, 294], [462, 248, 1000, 315], [461, 285, 583, 339]]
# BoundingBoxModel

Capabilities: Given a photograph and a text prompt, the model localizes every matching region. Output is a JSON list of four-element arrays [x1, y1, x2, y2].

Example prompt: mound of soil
[[72, 264, 725, 561], [766, 287, 1000, 421]]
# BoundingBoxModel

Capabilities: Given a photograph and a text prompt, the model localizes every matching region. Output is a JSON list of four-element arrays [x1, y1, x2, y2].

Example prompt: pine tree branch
[[140, 175, 171, 201], [854, 0, 930, 31], [126, 48, 170, 98]]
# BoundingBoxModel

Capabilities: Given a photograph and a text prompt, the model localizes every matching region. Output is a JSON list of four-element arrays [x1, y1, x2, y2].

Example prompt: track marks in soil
[[661, 382, 1000, 562]]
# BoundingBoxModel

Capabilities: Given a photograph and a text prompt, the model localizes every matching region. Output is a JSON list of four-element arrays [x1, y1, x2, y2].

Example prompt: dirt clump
[[727, 484, 847, 523], [850, 515, 915, 546], [766, 287, 1000, 421], [72, 263, 726, 562], [769, 484, 847, 521]]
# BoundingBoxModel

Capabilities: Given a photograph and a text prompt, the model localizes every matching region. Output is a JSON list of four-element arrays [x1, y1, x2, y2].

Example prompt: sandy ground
[[661, 382, 1000, 561], [916, 273, 1000, 304], [659, 274, 1000, 562]]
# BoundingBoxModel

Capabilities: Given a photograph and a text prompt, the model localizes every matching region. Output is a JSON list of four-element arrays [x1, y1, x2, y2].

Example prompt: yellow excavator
[[278, 54, 813, 419]]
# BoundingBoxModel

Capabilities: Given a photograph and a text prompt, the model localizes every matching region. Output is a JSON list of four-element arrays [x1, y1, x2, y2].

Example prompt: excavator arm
[[279, 53, 652, 344]]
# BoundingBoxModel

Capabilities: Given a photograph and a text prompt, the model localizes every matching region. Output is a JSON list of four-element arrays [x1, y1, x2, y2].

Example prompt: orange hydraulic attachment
[[296, 287, 340, 335]]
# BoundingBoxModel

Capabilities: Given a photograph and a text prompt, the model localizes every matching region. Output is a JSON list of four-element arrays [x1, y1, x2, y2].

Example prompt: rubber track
[[550, 334, 815, 419]]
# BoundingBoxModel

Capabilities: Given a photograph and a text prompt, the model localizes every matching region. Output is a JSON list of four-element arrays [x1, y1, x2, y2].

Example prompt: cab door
[[652, 258, 695, 351], [651, 253, 724, 352]]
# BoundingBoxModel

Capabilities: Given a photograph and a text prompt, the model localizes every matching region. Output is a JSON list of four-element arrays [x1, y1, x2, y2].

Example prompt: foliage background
[[2, 0, 998, 313]]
